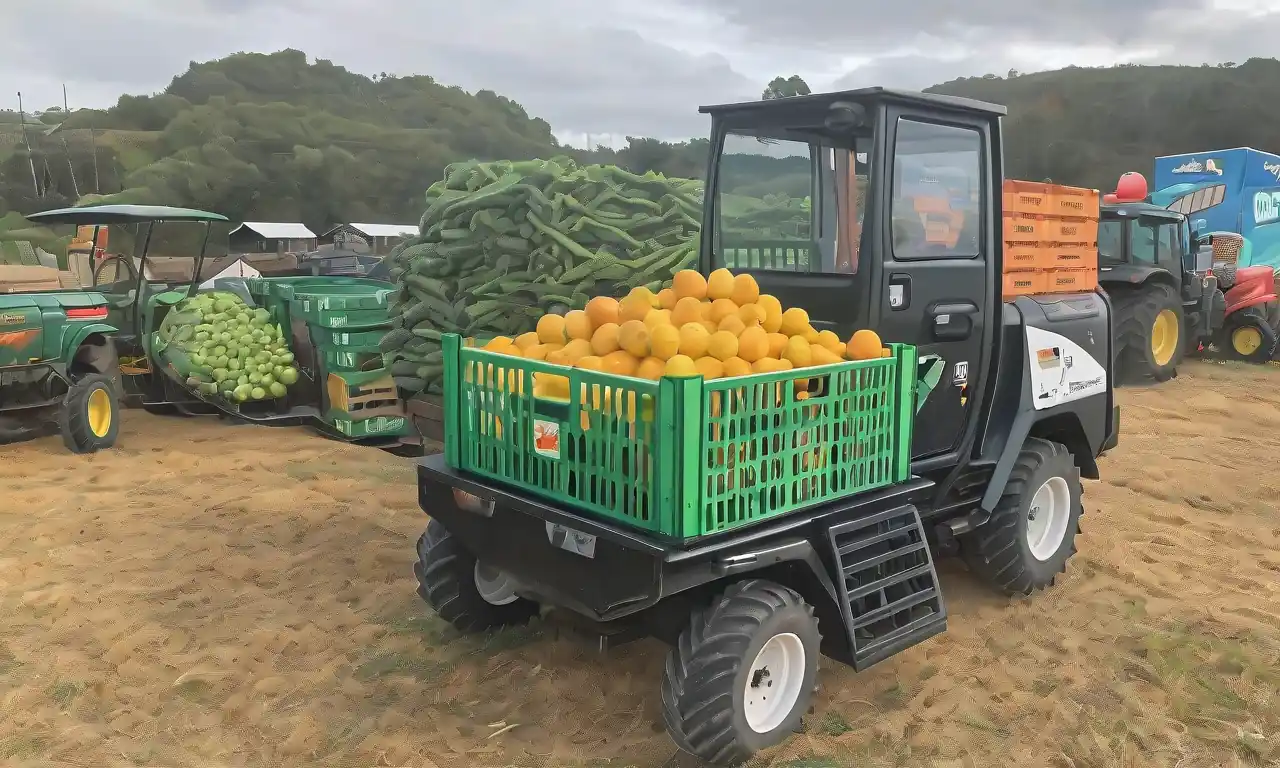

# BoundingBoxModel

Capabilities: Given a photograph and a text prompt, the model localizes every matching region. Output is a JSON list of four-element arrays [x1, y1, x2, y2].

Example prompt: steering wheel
[[92, 254, 139, 288]]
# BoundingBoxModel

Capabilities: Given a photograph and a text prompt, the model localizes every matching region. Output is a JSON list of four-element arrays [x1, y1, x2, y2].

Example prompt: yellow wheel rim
[[87, 388, 112, 438], [1233, 325, 1264, 356], [1151, 309, 1179, 366]]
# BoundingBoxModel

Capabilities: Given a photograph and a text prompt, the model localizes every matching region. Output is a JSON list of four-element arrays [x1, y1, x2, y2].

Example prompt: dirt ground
[[1, 361, 1278, 768]]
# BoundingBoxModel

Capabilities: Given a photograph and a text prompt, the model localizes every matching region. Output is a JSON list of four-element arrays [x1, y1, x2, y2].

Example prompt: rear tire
[[59, 373, 120, 454], [961, 438, 1082, 596], [660, 580, 820, 766], [413, 519, 540, 633], [1113, 283, 1182, 382]]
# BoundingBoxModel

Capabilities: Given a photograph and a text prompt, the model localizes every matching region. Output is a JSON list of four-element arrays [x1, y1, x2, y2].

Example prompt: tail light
[[66, 306, 109, 320]]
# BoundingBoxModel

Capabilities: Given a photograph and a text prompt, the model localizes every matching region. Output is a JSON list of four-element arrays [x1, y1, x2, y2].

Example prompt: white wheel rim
[[473, 562, 518, 605], [1026, 476, 1071, 561], [743, 632, 806, 734]]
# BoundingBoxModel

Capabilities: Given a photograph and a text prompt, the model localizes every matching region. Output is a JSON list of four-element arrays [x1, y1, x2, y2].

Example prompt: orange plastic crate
[[1003, 213, 1048, 242], [1051, 187, 1100, 219], [1002, 180, 1055, 215], [1002, 269, 1047, 299], [1045, 267, 1097, 293], [1004, 243, 1098, 271], [1043, 217, 1098, 244]]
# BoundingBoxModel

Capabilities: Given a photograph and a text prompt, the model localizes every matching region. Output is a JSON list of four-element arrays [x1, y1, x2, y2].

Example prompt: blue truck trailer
[[1151, 147, 1280, 269]]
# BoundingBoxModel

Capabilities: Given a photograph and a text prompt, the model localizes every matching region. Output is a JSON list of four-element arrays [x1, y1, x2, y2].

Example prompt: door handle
[[928, 301, 978, 341]]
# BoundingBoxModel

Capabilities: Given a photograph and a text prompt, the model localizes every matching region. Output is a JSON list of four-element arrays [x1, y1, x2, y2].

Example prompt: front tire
[[962, 438, 1082, 596], [59, 373, 120, 454], [1219, 309, 1278, 362], [413, 519, 540, 633], [1113, 283, 1182, 382], [661, 580, 820, 766]]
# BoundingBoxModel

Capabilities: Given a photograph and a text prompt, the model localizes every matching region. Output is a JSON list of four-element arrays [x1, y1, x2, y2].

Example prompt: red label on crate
[[533, 419, 562, 459]]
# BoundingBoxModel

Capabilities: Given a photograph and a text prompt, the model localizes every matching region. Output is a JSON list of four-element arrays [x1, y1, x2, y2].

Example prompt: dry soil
[[1, 360, 1278, 767]]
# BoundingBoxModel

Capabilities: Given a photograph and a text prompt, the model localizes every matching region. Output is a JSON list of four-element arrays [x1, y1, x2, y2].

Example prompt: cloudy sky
[[4, 0, 1278, 146]]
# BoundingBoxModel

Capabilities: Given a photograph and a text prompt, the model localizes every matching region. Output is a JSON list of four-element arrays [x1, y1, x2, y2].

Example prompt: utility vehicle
[[24, 205, 409, 446], [413, 88, 1119, 765], [0, 281, 121, 453]]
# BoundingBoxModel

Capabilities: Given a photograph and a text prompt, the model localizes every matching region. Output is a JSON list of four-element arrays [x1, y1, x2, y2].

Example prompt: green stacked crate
[[268, 279, 407, 437]]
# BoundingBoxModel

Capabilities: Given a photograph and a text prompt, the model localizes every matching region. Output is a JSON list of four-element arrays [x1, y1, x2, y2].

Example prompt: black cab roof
[[699, 87, 1008, 119], [1100, 202, 1184, 221]]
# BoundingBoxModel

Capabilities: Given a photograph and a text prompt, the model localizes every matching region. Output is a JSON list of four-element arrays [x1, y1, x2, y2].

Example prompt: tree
[[762, 75, 812, 100]]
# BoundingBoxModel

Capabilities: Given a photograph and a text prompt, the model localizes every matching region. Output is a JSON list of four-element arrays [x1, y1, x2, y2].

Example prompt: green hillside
[[3, 51, 1278, 242]]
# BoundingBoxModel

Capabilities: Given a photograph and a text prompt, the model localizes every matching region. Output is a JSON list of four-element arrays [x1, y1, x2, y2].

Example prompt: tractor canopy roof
[[700, 87, 1007, 119], [25, 204, 229, 225]]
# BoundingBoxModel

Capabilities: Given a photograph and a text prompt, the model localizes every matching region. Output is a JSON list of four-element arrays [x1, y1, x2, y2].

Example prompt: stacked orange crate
[[1002, 180, 1100, 300]]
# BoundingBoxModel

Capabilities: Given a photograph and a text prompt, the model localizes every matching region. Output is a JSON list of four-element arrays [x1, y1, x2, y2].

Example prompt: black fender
[[1099, 263, 1180, 291], [977, 294, 1114, 512]]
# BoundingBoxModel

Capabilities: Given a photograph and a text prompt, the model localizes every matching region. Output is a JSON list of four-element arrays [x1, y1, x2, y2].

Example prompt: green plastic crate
[[311, 327, 388, 348], [278, 279, 394, 329], [441, 333, 918, 540], [328, 414, 410, 438]]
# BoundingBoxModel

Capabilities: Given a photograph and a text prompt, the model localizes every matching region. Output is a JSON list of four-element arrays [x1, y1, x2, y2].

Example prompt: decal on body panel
[[1025, 326, 1107, 410]]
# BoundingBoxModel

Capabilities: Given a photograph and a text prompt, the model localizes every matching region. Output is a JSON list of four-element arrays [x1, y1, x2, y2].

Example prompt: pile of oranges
[[475, 268, 889, 400]]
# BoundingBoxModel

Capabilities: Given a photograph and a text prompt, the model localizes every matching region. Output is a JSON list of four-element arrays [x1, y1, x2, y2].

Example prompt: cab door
[[872, 112, 994, 461]]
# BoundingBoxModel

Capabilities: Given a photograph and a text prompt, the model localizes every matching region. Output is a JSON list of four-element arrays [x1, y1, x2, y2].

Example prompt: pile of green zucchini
[[380, 156, 703, 394]]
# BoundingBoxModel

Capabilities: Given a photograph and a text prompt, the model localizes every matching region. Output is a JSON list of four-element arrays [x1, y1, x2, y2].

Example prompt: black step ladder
[[825, 504, 947, 671]]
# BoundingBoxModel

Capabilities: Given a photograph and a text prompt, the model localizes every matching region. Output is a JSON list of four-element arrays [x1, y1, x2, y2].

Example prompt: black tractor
[[1099, 201, 1280, 380], [1098, 201, 1219, 381], [412, 88, 1119, 765]]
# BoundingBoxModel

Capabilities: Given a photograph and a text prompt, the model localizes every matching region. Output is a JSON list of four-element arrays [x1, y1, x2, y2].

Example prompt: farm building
[[318, 223, 417, 254], [228, 222, 318, 254]]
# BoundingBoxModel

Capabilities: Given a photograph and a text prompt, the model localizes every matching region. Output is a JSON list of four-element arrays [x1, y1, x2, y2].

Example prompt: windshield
[[71, 221, 232, 286], [712, 123, 870, 274]]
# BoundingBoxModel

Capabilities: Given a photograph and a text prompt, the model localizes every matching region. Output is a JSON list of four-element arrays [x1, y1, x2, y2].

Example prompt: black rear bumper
[[416, 454, 934, 623]]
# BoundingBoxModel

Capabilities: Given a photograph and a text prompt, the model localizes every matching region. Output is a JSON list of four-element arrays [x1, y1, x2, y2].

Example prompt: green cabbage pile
[[155, 290, 299, 403]]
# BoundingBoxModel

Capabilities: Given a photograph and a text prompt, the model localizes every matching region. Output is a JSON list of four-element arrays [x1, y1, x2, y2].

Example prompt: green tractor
[[25, 204, 409, 446], [0, 275, 121, 452]]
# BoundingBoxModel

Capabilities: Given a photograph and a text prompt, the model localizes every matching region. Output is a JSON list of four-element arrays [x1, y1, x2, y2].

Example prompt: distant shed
[[319, 222, 417, 254], [229, 222, 318, 254]]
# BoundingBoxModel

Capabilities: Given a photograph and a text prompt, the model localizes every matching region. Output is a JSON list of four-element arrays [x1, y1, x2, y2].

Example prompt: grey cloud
[[5, 0, 1280, 144], [669, 0, 1210, 55], [3, 0, 755, 141]]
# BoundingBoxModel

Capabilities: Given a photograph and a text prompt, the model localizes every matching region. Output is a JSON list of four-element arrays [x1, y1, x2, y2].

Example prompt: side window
[[890, 119, 983, 260], [1098, 220, 1124, 264], [716, 133, 816, 273], [1130, 222, 1158, 264], [1157, 223, 1180, 268]]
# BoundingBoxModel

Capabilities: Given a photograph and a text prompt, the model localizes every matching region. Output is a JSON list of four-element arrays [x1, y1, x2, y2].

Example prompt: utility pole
[[60, 84, 80, 198], [17, 91, 41, 196]]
